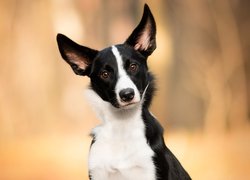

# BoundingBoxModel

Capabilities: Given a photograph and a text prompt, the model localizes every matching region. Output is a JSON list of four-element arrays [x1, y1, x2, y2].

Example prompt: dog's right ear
[[56, 34, 98, 76]]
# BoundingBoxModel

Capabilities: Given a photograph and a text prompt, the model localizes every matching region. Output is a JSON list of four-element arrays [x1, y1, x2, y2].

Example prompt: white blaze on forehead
[[111, 46, 124, 76], [111, 46, 140, 106]]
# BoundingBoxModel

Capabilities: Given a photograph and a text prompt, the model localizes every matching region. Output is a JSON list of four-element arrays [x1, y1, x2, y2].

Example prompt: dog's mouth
[[119, 101, 140, 109]]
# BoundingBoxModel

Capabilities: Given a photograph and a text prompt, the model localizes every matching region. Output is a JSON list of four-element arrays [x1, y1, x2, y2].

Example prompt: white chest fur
[[85, 90, 156, 180]]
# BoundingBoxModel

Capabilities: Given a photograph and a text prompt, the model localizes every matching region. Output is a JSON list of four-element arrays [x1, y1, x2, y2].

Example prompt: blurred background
[[0, 0, 249, 179]]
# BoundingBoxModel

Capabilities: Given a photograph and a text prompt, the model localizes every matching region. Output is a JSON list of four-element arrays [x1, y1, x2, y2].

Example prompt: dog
[[56, 4, 191, 180]]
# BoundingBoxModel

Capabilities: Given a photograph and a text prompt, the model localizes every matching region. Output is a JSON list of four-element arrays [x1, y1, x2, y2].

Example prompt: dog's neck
[[85, 88, 149, 141]]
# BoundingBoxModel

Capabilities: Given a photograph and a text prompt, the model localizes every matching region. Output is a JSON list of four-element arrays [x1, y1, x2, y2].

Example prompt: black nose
[[119, 88, 135, 102]]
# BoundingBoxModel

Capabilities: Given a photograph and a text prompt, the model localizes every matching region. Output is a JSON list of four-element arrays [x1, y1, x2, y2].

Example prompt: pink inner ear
[[134, 21, 151, 51], [67, 52, 87, 69]]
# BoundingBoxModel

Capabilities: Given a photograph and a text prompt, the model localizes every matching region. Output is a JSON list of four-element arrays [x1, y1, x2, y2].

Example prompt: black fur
[[142, 108, 191, 179], [57, 4, 191, 180]]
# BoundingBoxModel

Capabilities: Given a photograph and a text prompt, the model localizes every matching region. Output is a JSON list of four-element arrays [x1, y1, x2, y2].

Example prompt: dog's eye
[[100, 70, 110, 79], [128, 63, 138, 73]]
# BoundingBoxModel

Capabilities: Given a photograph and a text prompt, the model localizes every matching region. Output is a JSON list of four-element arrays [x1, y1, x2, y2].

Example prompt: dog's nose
[[119, 88, 135, 102]]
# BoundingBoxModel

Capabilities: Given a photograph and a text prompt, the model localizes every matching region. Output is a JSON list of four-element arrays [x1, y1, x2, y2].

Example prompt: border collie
[[56, 4, 191, 180]]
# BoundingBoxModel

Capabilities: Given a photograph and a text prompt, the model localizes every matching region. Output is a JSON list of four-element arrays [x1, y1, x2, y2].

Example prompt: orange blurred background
[[0, 0, 249, 179]]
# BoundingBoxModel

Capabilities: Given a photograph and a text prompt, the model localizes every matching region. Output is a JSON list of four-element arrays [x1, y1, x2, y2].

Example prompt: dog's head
[[57, 4, 156, 109]]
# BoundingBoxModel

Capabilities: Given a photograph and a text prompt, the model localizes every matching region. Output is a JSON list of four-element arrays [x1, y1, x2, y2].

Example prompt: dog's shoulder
[[142, 109, 191, 179]]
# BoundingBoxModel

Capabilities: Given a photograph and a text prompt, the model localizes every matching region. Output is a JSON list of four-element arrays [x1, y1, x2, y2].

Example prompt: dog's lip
[[122, 102, 136, 107], [119, 101, 140, 108]]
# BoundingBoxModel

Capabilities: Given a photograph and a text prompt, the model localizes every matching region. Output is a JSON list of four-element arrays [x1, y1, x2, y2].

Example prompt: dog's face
[[57, 4, 156, 109], [88, 45, 150, 108]]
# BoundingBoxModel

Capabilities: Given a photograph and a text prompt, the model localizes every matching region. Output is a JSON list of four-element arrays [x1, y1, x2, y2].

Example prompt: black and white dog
[[57, 4, 191, 180]]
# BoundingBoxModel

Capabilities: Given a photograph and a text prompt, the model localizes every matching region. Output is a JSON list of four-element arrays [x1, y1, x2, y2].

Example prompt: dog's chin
[[118, 101, 141, 110], [110, 97, 142, 110]]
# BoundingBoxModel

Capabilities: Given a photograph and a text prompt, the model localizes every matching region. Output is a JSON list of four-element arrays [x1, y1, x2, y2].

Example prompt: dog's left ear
[[125, 4, 156, 57]]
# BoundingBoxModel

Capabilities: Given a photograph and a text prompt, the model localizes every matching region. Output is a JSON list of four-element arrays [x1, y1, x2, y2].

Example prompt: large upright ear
[[56, 34, 98, 76], [125, 4, 156, 57]]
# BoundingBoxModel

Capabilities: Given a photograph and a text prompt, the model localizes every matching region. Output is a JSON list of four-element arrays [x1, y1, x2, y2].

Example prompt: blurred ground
[[1, 128, 249, 180]]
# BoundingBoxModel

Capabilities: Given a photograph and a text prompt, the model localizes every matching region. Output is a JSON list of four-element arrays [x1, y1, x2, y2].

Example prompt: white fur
[[85, 88, 156, 180], [84, 46, 156, 180], [112, 46, 141, 107]]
